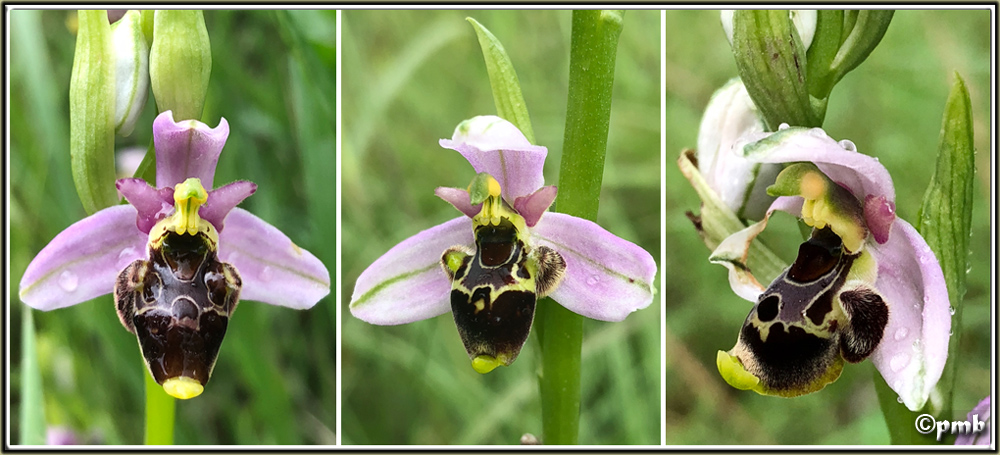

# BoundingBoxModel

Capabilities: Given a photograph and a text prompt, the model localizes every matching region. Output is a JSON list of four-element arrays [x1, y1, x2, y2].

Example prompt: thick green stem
[[535, 300, 583, 444], [537, 10, 624, 445], [143, 370, 176, 445]]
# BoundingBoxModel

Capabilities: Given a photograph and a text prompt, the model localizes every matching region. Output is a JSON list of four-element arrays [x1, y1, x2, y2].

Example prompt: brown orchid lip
[[116, 230, 241, 399]]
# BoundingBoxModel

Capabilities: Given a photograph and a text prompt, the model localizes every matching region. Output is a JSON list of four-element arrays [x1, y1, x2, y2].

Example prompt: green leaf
[[917, 73, 975, 419], [467, 17, 535, 143], [732, 10, 820, 129], [69, 10, 118, 214], [19, 309, 45, 445], [874, 73, 974, 446]]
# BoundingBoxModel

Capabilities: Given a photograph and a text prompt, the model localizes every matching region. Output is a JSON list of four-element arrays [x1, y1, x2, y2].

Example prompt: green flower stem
[[143, 369, 175, 444], [133, 140, 157, 183], [537, 10, 624, 445]]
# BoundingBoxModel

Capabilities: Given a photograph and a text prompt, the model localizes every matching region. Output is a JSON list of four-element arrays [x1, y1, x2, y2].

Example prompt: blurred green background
[[666, 10, 992, 444], [342, 10, 661, 445], [9, 10, 336, 444]]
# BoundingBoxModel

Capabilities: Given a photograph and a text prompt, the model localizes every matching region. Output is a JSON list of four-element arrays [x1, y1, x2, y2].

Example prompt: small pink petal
[[350, 216, 473, 325], [531, 213, 656, 322], [116, 178, 174, 234], [217, 208, 329, 309], [153, 110, 230, 189], [864, 194, 895, 244], [439, 116, 547, 202], [868, 218, 950, 411], [434, 187, 480, 218], [200, 180, 257, 232], [19, 205, 147, 310], [514, 185, 557, 227]]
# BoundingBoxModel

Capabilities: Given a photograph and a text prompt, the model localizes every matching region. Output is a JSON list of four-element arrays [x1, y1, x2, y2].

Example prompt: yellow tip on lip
[[162, 376, 204, 399], [716, 350, 761, 392], [472, 355, 503, 374]]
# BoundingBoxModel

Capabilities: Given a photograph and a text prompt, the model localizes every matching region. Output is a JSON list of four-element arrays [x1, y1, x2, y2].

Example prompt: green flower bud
[[149, 10, 212, 120], [722, 10, 816, 51], [110, 10, 149, 137], [727, 10, 893, 128], [729, 10, 821, 129], [69, 9, 118, 214]]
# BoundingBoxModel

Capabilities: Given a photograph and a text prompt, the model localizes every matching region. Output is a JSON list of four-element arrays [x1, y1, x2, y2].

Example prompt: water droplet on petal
[[586, 274, 599, 286], [894, 327, 909, 341], [890, 353, 909, 372], [838, 139, 857, 152], [949, 306, 956, 316], [897, 396, 904, 403], [58, 270, 79, 292], [808, 128, 825, 137], [949, 330, 954, 337], [912, 339, 922, 352], [260, 266, 274, 282], [778, 123, 790, 130]]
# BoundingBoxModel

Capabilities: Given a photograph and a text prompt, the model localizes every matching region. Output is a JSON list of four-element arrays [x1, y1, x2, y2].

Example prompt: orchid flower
[[350, 115, 657, 373], [709, 125, 950, 412], [19, 110, 330, 399]]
